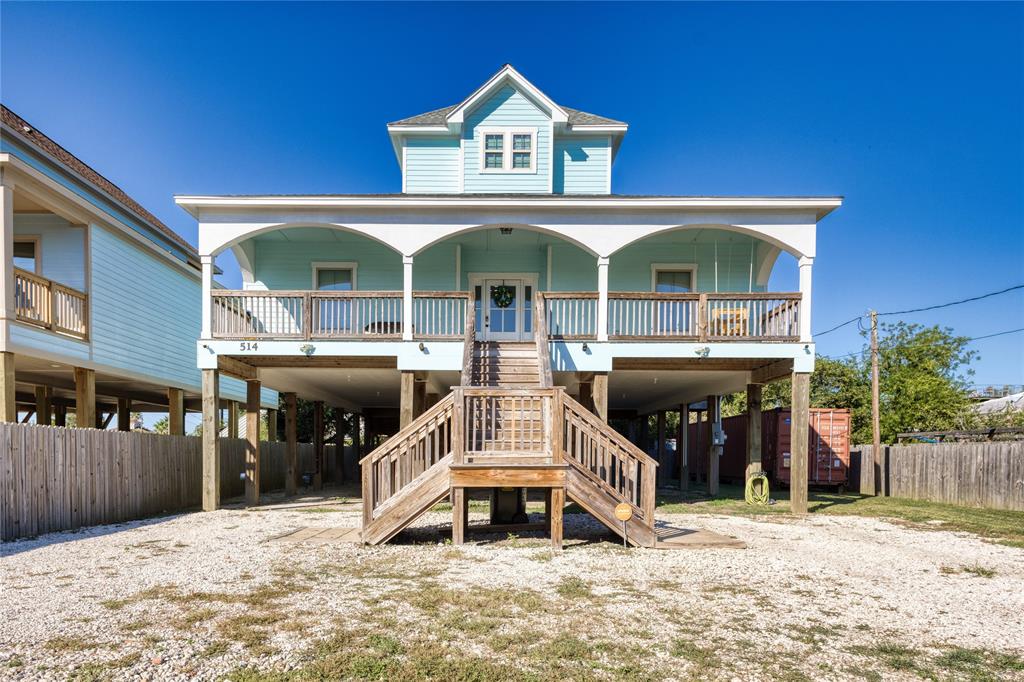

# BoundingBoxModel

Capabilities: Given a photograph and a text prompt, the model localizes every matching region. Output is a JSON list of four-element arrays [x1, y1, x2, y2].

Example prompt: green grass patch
[[555, 576, 592, 600], [656, 484, 1024, 546], [45, 636, 97, 653]]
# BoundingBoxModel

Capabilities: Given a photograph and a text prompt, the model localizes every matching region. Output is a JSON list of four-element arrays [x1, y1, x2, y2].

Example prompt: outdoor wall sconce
[[694, 346, 711, 358], [419, 342, 426, 352], [582, 342, 590, 352], [299, 343, 316, 356]]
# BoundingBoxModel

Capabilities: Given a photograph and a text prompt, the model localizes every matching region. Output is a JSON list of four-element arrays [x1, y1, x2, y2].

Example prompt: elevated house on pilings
[[0, 105, 275, 432], [177, 65, 840, 546]]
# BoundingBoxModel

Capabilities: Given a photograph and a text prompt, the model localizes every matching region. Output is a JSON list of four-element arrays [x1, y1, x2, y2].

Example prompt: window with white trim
[[654, 269, 693, 293], [479, 128, 536, 173]]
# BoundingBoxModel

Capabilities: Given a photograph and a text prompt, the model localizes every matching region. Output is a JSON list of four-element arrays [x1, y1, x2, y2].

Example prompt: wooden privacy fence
[[0, 423, 333, 541], [851, 442, 1024, 511]]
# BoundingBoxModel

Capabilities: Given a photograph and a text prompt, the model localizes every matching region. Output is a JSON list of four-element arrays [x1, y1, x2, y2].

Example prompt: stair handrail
[[358, 393, 455, 466], [560, 392, 658, 524], [360, 393, 455, 528], [459, 288, 476, 387], [534, 293, 554, 388]]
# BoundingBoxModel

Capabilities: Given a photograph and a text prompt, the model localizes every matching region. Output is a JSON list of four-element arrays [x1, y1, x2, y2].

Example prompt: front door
[[476, 278, 533, 341]]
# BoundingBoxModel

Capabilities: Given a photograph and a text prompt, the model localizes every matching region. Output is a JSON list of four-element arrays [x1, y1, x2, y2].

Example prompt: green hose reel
[[745, 472, 770, 506]]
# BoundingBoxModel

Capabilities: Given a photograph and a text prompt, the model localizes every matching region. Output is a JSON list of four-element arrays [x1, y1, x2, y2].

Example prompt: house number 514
[[239, 342, 258, 352]]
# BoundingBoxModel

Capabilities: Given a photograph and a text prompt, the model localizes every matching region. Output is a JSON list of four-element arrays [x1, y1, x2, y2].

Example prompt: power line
[[878, 284, 1024, 317], [813, 284, 1024, 337], [820, 327, 1024, 361]]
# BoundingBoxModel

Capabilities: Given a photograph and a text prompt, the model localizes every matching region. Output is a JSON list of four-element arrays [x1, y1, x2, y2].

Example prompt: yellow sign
[[614, 503, 633, 522]]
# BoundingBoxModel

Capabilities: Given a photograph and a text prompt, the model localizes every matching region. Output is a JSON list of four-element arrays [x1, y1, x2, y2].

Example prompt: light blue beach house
[[177, 65, 841, 546], [0, 105, 274, 433]]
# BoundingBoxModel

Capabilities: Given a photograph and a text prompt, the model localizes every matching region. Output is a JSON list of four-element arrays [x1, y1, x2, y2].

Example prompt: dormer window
[[479, 128, 536, 173]]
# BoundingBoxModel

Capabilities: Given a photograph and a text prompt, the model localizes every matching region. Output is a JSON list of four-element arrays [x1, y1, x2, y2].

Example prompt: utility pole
[[870, 310, 882, 496]]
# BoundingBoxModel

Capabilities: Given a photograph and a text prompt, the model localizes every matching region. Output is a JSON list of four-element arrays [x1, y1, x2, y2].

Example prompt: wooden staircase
[[469, 341, 542, 387], [360, 315, 659, 547]]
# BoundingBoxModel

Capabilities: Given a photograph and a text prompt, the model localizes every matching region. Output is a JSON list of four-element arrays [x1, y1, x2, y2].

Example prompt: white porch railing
[[14, 268, 88, 340], [210, 290, 469, 340]]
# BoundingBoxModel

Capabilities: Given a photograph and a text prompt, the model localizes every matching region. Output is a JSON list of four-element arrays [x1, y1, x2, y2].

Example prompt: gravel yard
[[2, 495, 1022, 681]]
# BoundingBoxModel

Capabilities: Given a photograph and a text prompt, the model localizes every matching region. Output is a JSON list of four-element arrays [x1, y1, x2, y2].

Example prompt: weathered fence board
[[0, 423, 333, 541], [851, 442, 1023, 511]]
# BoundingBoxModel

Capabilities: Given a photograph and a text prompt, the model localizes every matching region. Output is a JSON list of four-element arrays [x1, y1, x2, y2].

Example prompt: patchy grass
[[671, 638, 720, 668], [45, 636, 98, 653], [849, 643, 924, 673], [655, 484, 1024, 546], [294, 506, 348, 513], [941, 563, 998, 578], [555, 576, 592, 600]]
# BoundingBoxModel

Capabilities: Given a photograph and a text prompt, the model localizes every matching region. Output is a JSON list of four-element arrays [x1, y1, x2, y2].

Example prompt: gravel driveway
[[2, 499, 1022, 681]]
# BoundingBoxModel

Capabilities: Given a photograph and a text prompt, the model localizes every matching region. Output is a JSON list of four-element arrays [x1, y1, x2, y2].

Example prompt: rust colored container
[[762, 408, 851, 489], [689, 408, 851, 488]]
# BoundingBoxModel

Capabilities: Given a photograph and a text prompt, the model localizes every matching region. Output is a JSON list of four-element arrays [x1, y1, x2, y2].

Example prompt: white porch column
[[798, 256, 813, 342], [402, 255, 414, 341], [201, 255, 214, 339], [0, 180, 16, 323], [597, 256, 609, 342]]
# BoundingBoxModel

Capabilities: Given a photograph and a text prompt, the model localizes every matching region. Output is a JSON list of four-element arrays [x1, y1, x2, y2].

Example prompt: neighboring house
[[975, 392, 1024, 415], [0, 105, 274, 432], [177, 65, 841, 545]]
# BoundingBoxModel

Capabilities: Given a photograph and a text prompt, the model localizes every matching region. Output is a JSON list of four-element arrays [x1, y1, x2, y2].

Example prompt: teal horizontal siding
[[13, 214, 86, 290], [89, 225, 272, 404], [554, 136, 610, 195], [609, 229, 767, 293], [405, 137, 460, 193], [253, 232, 403, 290], [463, 86, 551, 194]]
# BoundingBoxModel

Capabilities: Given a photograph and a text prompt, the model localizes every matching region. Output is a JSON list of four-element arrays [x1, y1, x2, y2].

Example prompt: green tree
[[152, 416, 169, 434], [718, 322, 976, 444]]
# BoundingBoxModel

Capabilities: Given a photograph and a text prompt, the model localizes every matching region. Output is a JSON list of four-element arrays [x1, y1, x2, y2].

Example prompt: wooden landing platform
[[652, 525, 746, 550], [270, 526, 361, 543]]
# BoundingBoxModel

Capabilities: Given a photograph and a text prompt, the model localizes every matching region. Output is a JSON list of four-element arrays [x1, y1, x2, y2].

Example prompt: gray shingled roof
[[389, 104, 625, 127]]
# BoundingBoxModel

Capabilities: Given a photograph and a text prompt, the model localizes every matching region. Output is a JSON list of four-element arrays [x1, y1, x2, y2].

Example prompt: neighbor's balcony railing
[[14, 268, 89, 340], [543, 291, 801, 342], [211, 290, 469, 340]]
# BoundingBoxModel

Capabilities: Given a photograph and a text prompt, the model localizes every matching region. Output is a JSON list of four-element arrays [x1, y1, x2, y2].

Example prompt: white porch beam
[[201, 255, 214, 339], [0, 179, 15, 322], [402, 255, 414, 341], [597, 256, 609, 342], [798, 256, 813, 342]]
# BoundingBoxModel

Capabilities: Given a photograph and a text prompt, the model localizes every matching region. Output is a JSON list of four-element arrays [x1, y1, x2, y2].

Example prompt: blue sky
[[2, 1, 1022, 387]]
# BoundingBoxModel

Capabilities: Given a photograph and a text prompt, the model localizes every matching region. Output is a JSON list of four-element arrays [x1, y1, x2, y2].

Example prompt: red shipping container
[[763, 408, 851, 489], [687, 408, 851, 489]]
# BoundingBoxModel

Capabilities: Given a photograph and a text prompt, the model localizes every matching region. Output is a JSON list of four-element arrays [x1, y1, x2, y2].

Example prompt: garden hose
[[745, 473, 770, 506]]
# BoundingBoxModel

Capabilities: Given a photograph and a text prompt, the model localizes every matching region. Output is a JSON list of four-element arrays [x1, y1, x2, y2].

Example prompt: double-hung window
[[479, 128, 536, 173], [312, 262, 358, 335], [652, 265, 697, 336]]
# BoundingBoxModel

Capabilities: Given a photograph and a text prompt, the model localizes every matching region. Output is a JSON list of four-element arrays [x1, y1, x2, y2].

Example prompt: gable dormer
[[388, 65, 627, 195]]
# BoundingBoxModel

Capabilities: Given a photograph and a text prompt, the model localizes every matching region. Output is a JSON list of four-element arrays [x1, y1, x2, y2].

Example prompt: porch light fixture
[[499, 227, 513, 235], [299, 343, 316, 357], [581, 342, 589, 353], [418, 342, 426, 352], [694, 346, 711, 358]]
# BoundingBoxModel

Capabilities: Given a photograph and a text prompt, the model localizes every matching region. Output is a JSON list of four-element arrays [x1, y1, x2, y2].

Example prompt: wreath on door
[[491, 285, 515, 308]]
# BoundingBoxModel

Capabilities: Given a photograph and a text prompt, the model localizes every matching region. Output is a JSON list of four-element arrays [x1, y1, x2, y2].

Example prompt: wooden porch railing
[[562, 393, 657, 524], [14, 268, 88, 339], [540, 291, 801, 342], [210, 290, 469, 340], [455, 387, 559, 465]]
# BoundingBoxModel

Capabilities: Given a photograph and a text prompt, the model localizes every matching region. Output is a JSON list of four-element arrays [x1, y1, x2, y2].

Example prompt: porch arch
[[412, 223, 599, 258], [607, 223, 813, 261], [205, 222, 405, 259]]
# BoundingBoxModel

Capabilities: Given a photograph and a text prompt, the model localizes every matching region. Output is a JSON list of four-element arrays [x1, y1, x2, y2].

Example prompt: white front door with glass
[[473, 278, 534, 341]]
